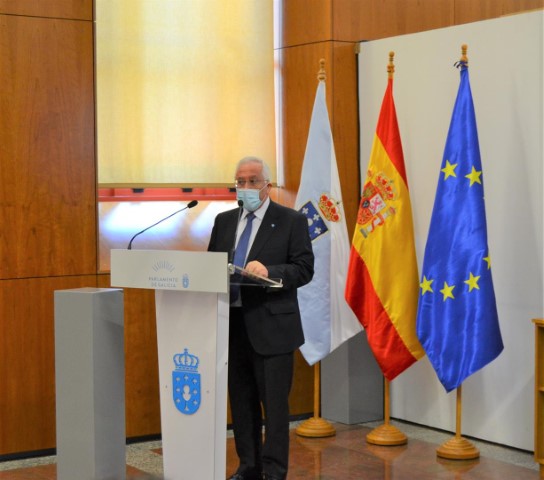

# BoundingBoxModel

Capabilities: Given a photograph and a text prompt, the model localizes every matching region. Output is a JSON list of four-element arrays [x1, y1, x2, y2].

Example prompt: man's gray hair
[[235, 156, 271, 182]]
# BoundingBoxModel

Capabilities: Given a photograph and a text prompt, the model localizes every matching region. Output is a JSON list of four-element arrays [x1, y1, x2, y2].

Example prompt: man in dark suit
[[208, 156, 314, 480]]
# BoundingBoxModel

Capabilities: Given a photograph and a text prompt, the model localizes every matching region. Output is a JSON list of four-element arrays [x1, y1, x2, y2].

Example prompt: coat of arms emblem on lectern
[[172, 348, 201, 415]]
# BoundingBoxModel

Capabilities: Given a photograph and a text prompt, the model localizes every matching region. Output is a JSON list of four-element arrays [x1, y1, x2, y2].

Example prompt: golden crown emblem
[[318, 194, 341, 223], [373, 172, 396, 201]]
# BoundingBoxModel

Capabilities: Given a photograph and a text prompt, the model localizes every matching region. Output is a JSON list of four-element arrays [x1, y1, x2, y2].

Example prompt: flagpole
[[365, 53, 409, 447], [421, 44, 488, 460], [295, 58, 339, 439], [366, 378, 407, 445], [436, 384, 479, 459], [295, 362, 336, 437]]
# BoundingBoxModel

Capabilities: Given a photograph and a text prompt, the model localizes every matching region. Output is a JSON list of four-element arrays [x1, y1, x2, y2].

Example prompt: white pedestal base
[[155, 289, 230, 480], [54, 288, 125, 480]]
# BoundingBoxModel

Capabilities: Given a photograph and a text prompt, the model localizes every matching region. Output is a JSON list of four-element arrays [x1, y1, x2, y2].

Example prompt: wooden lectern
[[111, 249, 230, 480]]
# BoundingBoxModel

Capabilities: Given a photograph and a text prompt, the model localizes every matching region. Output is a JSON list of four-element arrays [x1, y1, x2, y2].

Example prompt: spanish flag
[[345, 54, 424, 380]]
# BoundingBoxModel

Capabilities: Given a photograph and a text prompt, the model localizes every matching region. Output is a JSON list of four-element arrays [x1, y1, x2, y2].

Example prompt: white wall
[[358, 10, 543, 450]]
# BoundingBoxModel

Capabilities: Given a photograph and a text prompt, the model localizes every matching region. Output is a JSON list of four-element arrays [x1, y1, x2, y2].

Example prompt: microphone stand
[[127, 200, 198, 250]]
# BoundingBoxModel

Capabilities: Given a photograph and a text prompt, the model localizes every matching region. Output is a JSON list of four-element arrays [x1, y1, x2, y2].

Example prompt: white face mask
[[236, 185, 266, 212]]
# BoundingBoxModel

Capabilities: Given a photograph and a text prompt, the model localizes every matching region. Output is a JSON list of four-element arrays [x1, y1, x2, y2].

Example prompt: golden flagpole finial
[[461, 44, 468, 64], [318, 58, 326, 82], [387, 51, 395, 79]]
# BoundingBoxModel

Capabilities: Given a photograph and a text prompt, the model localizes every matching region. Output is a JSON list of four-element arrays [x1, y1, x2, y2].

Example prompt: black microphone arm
[[228, 200, 244, 264], [127, 199, 199, 250]]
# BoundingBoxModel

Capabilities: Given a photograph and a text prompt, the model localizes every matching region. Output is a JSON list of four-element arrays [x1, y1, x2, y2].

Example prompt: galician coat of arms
[[357, 170, 396, 238], [172, 348, 201, 415], [299, 193, 342, 242]]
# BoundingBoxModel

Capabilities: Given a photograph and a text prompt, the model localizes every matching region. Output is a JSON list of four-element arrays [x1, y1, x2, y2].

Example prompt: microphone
[[127, 200, 198, 250], [228, 200, 244, 264]]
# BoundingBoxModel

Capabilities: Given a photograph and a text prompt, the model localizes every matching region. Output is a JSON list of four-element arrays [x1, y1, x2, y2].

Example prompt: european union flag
[[416, 59, 504, 393]]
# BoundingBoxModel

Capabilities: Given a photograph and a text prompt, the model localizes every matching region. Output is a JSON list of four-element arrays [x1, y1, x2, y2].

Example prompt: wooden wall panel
[[0, 0, 92, 20], [0, 14, 96, 279], [122, 287, 162, 438], [277, 40, 359, 231], [276, 0, 332, 48], [329, 0, 543, 43], [331, 42, 360, 235], [454, 0, 544, 24], [288, 352, 314, 416], [0, 275, 99, 456], [333, 0, 455, 41], [277, 43, 335, 201]]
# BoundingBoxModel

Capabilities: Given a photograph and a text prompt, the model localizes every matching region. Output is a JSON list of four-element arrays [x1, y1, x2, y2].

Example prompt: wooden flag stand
[[295, 58, 336, 440], [366, 379, 407, 445], [295, 363, 336, 438], [436, 385, 480, 459], [364, 54, 407, 448]]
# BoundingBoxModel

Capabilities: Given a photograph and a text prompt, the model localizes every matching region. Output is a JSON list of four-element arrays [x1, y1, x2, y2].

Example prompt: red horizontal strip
[[345, 248, 417, 380], [98, 187, 236, 202]]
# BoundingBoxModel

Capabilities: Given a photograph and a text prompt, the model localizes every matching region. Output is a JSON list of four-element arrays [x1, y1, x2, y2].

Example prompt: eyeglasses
[[234, 178, 268, 189]]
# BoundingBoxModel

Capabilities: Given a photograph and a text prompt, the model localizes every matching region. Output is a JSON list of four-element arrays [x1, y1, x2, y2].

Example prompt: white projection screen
[[358, 10, 543, 450]]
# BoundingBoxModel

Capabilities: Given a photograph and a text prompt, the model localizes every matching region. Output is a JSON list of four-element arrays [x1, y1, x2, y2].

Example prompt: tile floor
[[0, 420, 540, 479]]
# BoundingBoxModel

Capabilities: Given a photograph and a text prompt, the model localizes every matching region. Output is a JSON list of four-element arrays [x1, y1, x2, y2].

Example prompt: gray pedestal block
[[54, 288, 125, 480], [321, 331, 383, 424]]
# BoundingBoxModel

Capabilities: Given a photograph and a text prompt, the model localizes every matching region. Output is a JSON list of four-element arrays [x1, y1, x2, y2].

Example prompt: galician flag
[[416, 52, 503, 392], [345, 56, 424, 380], [295, 75, 362, 366]]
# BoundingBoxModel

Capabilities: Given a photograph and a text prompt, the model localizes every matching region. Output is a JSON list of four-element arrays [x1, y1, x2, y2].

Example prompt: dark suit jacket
[[208, 200, 314, 355]]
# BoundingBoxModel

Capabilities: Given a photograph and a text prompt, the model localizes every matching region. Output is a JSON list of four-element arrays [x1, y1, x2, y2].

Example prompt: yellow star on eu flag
[[465, 166, 482, 186], [464, 272, 481, 292], [441, 160, 457, 180], [420, 276, 434, 295], [440, 282, 455, 301]]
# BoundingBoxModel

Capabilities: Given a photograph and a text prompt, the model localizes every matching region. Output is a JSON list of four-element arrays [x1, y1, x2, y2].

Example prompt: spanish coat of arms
[[357, 170, 397, 238]]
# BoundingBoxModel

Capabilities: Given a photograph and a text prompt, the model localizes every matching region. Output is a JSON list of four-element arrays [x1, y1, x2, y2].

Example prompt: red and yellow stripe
[[345, 78, 424, 380]]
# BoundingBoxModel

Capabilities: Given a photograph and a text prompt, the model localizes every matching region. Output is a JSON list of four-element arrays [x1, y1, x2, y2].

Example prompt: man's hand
[[245, 260, 269, 278]]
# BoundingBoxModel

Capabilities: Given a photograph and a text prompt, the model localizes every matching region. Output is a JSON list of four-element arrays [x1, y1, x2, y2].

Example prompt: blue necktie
[[230, 212, 255, 303]]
